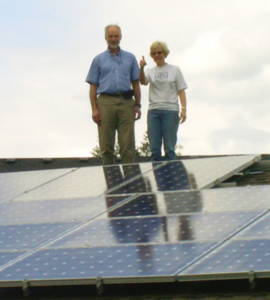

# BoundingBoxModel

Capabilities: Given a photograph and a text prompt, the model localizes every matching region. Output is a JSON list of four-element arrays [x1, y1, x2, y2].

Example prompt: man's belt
[[100, 90, 134, 99], [100, 93, 123, 97]]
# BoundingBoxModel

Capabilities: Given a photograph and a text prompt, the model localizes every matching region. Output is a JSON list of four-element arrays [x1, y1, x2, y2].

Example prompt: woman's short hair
[[150, 41, 170, 57]]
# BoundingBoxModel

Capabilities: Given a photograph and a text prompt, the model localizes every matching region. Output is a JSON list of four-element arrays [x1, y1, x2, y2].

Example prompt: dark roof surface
[[1, 154, 269, 173], [2, 279, 270, 299]]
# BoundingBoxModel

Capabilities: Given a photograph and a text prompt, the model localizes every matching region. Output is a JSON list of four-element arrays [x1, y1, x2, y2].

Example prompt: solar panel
[[0, 243, 217, 282], [48, 211, 262, 248], [0, 223, 78, 251], [1, 154, 269, 288], [235, 213, 270, 239], [108, 156, 259, 193], [0, 196, 130, 225], [178, 212, 270, 281], [202, 185, 270, 212], [0, 253, 25, 268], [9, 163, 156, 202], [178, 239, 270, 281], [6, 155, 258, 203], [0, 168, 74, 202], [180, 155, 260, 189]]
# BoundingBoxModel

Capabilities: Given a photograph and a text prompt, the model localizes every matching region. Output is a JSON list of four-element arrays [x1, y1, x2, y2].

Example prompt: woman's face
[[151, 45, 165, 65]]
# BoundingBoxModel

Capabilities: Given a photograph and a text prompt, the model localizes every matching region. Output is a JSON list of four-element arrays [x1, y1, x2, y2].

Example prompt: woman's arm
[[139, 56, 148, 85], [178, 89, 187, 123]]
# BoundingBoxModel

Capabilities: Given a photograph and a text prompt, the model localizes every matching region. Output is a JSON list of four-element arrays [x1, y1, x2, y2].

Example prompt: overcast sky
[[1, 0, 270, 158]]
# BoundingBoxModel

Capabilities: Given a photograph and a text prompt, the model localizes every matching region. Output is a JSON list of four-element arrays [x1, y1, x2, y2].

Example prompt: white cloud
[[1, 0, 270, 157], [210, 119, 270, 154]]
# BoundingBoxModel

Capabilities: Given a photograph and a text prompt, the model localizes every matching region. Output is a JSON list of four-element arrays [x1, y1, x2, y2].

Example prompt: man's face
[[106, 26, 122, 50]]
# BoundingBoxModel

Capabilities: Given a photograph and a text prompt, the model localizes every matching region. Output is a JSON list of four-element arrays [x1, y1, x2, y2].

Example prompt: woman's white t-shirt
[[145, 64, 187, 111]]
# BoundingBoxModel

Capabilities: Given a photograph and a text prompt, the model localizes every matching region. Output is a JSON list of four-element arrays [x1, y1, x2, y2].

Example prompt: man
[[86, 24, 141, 165]]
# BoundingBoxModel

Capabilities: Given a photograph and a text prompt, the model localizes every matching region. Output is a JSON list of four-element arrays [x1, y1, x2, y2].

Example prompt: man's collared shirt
[[85, 48, 139, 94]]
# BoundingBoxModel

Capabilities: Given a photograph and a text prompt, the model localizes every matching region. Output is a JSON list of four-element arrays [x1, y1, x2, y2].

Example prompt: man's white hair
[[105, 24, 122, 38]]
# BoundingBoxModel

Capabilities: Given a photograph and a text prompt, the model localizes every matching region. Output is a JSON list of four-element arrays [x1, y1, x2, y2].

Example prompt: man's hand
[[131, 81, 141, 120], [92, 108, 102, 125], [134, 106, 141, 120], [180, 109, 186, 123]]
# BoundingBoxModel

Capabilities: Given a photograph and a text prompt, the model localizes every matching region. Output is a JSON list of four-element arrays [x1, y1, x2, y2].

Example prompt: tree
[[90, 142, 121, 158], [136, 131, 151, 157], [90, 144, 102, 158], [175, 144, 183, 156]]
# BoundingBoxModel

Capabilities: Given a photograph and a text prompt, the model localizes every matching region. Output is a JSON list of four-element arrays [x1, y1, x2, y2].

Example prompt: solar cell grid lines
[[1, 154, 270, 287]]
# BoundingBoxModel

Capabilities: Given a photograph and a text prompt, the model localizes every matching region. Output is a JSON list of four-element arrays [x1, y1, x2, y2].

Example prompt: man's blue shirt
[[85, 48, 140, 94]]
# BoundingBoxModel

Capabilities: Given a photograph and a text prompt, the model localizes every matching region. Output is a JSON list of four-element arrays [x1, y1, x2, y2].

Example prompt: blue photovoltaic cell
[[0, 223, 78, 251], [0, 243, 216, 281], [0, 252, 26, 268], [179, 239, 270, 276], [102, 194, 159, 217], [0, 195, 129, 225], [0, 168, 74, 202], [50, 211, 262, 249], [233, 212, 270, 239], [163, 191, 203, 214]]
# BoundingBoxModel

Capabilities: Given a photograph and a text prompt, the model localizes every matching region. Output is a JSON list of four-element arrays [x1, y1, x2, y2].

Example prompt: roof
[[1, 154, 270, 300], [1, 154, 269, 172]]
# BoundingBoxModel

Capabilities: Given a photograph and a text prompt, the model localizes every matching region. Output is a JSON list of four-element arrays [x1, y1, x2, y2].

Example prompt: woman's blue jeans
[[147, 109, 179, 161]]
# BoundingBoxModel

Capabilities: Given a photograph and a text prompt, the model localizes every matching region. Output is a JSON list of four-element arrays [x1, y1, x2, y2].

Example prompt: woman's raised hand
[[140, 56, 147, 68]]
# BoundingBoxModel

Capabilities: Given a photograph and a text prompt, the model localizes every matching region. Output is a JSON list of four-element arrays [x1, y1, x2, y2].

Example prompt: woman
[[139, 41, 187, 161]]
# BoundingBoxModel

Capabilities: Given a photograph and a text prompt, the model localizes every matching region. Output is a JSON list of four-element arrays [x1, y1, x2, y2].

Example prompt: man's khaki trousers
[[97, 95, 135, 165]]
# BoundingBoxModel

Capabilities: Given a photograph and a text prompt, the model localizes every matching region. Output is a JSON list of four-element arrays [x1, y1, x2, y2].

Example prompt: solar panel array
[[1, 154, 269, 288]]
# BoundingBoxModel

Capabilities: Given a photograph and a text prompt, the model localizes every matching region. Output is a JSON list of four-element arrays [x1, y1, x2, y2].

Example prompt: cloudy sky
[[1, 0, 270, 158]]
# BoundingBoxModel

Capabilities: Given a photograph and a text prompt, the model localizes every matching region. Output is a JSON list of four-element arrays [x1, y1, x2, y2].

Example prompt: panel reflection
[[106, 161, 197, 195], [101, 162, 202, 244]]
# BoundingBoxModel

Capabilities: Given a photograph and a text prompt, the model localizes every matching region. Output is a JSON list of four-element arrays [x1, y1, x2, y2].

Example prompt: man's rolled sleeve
[[85, 57, 100, 85], [130, 55, 140, 82]]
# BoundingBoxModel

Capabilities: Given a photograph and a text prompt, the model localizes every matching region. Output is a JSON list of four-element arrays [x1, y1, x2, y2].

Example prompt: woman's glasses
[[151, 51, 163, 55]]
